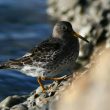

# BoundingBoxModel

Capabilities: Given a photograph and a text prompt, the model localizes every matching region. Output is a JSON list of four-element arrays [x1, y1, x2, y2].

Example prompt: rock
[[106, 38, 110, 48], [10, 104, 28, 110], [47, 0, 56, 6], [57, 0, 78, 13], [0, 107, 10, 110], [0, 95, 28, 109]]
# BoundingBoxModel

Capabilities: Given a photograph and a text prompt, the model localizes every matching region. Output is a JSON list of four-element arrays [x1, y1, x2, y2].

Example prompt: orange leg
[[41, 75, 68, 81], [37, 77, 46, 93], [37, 75, 69, 93]]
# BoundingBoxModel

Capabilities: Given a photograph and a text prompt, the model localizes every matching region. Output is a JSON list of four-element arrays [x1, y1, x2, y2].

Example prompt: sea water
[[0, 0, 52, 100]]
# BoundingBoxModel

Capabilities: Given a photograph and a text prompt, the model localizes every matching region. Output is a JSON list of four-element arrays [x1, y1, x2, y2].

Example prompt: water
[[0, 0, 52, 100]]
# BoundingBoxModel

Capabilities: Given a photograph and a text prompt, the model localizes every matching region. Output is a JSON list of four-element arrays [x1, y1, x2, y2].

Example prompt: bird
[[0, 21, 89, 92]]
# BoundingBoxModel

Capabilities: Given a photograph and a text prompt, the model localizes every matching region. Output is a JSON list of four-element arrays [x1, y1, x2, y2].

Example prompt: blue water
[[0, 0, 52, 100]]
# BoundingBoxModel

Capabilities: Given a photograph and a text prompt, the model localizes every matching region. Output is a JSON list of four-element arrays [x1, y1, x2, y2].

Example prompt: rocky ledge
[[0, 75, 73, 110]]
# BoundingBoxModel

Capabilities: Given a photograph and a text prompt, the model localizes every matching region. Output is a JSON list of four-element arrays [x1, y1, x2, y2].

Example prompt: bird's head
[[52, 21, 89, 43]]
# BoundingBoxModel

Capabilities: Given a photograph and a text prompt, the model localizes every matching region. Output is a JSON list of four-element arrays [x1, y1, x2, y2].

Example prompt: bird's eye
[[61, 25, 67, 31]]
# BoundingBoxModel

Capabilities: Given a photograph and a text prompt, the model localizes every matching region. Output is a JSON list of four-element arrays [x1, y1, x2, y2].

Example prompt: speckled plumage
[[2, 33, 79, 77]]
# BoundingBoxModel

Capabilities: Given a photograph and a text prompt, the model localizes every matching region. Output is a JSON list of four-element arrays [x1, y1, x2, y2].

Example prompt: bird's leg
[[41, 75, 68, 81], [37, 77, 46, 93], [40, 76, 69, 91]]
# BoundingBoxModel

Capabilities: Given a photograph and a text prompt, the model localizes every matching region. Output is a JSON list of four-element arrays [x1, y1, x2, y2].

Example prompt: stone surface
[[0, 95, 28, 110], [10, 104, 28, 110]]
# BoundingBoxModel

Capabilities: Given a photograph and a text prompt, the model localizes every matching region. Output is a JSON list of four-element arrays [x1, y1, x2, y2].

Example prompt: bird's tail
[[0, 63, 9, 69], [0, 59, 23, 69]]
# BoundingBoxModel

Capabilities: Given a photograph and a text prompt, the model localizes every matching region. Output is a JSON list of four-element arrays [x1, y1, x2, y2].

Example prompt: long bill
[[73, 31, 89, 43]]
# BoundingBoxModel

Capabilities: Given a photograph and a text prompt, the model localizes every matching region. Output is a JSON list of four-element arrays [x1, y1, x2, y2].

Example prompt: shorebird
[[0, 21, 89, 92]]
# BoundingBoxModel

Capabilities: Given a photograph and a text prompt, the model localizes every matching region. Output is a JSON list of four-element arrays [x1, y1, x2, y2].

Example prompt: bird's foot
[[41, 75, 70, 81]]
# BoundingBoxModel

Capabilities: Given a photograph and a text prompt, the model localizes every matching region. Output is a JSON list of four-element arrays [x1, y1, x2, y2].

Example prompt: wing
[[7, 38, 64, 68], [30, 38, 63, 61]]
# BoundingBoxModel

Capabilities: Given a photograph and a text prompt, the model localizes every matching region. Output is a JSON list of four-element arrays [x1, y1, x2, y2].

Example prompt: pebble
[[10, 104, 28, 110]]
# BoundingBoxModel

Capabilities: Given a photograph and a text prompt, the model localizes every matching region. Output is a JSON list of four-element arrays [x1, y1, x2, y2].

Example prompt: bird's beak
[[73, 31, 89, 43]]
